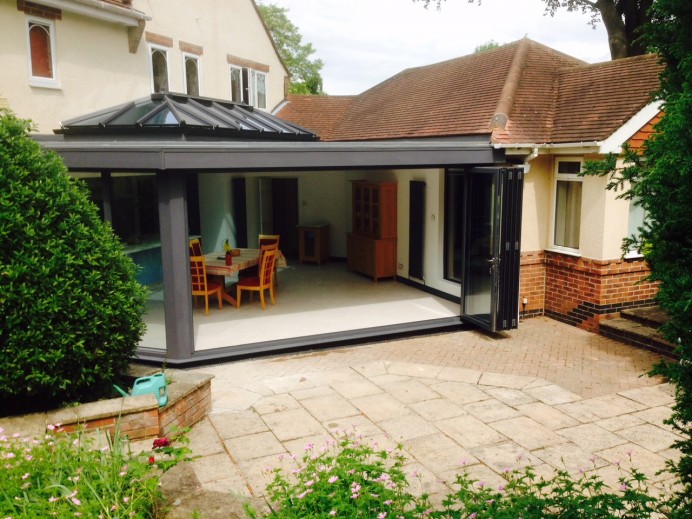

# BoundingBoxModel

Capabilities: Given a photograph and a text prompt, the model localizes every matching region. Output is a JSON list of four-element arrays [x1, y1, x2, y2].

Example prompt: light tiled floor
[[140, 262, 460, 350], [161, 317, 678, 515]]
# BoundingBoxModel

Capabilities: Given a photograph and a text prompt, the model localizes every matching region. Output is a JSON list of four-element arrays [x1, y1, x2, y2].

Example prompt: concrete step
[[621, 305, 669, 328], [600, 316, 677, 358]]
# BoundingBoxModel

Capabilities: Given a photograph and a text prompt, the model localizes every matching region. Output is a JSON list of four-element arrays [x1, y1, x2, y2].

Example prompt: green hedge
[[0, 111, 147, 414]]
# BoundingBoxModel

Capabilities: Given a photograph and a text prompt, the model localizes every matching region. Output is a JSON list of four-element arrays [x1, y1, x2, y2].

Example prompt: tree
[[0, 111, 147, 414], [582, 1, 692, 514], [257, 2, 325, 95], [414, 0, 654, 59], [474, 39, 500, 53]]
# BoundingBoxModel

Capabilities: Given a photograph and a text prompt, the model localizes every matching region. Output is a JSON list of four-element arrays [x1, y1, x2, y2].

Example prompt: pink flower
[[329, 511, 337, 516], [123, 497, 130, 503], [71, 497, 81, 506], [378, 513, 387, 519], [328, 476, 339, 484], [21, 473, 30, 480], [148, 456, 155, 465]]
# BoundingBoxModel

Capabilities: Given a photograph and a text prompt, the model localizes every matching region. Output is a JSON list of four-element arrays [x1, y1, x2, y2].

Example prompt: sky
[[264, 0, 611, 95]]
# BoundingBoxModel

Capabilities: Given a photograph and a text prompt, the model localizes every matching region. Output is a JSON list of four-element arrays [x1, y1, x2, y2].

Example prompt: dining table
[[204, 248, 286, 306]]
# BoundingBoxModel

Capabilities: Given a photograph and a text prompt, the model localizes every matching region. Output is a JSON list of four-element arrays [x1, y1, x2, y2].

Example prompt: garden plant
[[247, 433, 669, 518], [0, 424, 193, 518], [0, 111, 147, 415]]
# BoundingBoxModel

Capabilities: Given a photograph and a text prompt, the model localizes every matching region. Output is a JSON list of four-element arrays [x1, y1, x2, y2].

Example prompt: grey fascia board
[[40, 139, 503, 171]]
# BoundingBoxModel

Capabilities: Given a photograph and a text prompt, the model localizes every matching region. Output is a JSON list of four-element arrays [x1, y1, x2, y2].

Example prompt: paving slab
[[435, 414, 506, 448], [377, 413, 440, 442], [616, 423, 681, 453], [380, 378, 441, 404], [261, 408, 327, 442], [351, 392, 412, 422], [404, 433, 479, 475], [463, 399, 520, 422], [209, 410, 268, 440], [490, 416, 566, 451], [224, 431, 285, 462], [470, 441, 541, 473], [532, 442, 609, 474], [298, 393, 360, 421], [409, 398, 467, 421], [557, 423, 629, 451], [515, 401, 580, 430]]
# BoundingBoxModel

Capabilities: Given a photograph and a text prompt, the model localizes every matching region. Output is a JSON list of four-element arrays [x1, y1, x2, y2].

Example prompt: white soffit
[[36, 0, 150, 26], [600, 101, 663, 154]]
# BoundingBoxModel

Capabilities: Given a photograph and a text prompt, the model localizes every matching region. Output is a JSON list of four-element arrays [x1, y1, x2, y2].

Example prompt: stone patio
[[153, 317, 679, 516]]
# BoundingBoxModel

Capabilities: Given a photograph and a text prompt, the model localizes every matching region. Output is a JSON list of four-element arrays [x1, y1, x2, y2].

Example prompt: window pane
[[558, 161, 581, 174], [444, 172, 464, 282], [29, 23, 52, 78], [256, 73, 266, 109], [554, 180, 582, 249], [230, 68, 241, 102], [241, 68, 250, 104], [151, 49, 168, 93], [185, 57, 199, 96]]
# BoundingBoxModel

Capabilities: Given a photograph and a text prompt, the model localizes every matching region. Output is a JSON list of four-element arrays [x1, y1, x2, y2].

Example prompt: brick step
[[621, 305, 669, 328], [600, 317, 677, 358]]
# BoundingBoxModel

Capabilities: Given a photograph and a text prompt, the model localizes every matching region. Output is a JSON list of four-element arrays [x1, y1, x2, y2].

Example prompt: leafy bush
[[248, 433, 671, 518], [0, 111, 147, 414], [0, 424, 193, 518], [246, 433, 434, 518]]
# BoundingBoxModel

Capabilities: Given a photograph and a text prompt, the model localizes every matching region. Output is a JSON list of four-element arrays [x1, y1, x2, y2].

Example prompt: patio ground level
[[149, 317, 679, 518]]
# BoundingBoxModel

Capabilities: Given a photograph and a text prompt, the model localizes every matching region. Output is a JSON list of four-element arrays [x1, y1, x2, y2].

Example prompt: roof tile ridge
[[488, 38, 531, 131]]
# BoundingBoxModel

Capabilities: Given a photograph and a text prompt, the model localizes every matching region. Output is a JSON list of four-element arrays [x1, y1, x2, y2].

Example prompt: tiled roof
[[276, 39, 662, 146], [277, 95, 356, 140], [547, 54, 662, 143]]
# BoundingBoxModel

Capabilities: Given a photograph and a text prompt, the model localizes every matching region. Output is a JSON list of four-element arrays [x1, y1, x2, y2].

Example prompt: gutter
[[36, 0, 151, 26]]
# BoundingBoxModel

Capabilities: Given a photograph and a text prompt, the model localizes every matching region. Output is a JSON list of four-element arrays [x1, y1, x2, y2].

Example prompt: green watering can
[[114, 372, 168, 407]]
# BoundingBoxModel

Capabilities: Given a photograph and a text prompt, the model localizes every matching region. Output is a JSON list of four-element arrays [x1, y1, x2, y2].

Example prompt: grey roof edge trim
[[38, 138, 505, 171]]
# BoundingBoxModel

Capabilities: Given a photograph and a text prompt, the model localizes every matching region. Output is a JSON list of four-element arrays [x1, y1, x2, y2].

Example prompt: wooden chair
[[236, 248, 278, 309], [239, 234, 281, 285], [189, 238, 203, 257], [259, 234, 281, 285], [190, 254, 223, 315]]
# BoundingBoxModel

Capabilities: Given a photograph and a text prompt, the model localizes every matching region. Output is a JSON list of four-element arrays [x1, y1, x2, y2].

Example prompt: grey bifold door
[[461, 167, 523, 332]]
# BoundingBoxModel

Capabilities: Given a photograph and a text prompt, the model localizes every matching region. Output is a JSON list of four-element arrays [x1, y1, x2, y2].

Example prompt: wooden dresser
[[347, 181, 397, 281]]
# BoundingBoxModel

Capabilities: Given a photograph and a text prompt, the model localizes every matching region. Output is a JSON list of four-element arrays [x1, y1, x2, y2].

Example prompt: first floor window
[[230, 66, 244, 103], [230, 66, 267, 108], [27, 17, 57, 86], [553, 160, 583, 251], [184, 54, 200, 96], [151, 46, 169, 93], [255, 72, 267, 109]]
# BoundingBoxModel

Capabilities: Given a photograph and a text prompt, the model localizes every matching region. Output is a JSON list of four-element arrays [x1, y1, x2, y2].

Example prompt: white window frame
[[182, 52, 201, 96], [229, 65, 244, 104], [550, 158, 584, 255], [254, 70, 267, 110], [148, 43, 170, 93], [26, 16, 59, 89], [229, 65, 267, 109]]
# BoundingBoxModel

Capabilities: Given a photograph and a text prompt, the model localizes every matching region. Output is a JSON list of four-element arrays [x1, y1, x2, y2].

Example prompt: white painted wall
[[1, 0, 287, 133]]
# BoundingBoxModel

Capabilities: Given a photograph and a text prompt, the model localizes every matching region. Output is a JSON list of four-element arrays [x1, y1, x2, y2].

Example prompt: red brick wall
[[519, 250, 657, 331], [544, 251, 657, 331], [159, 382, 211, 436], [519, 251, 546, 316], [17, 0, 61, 19]]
